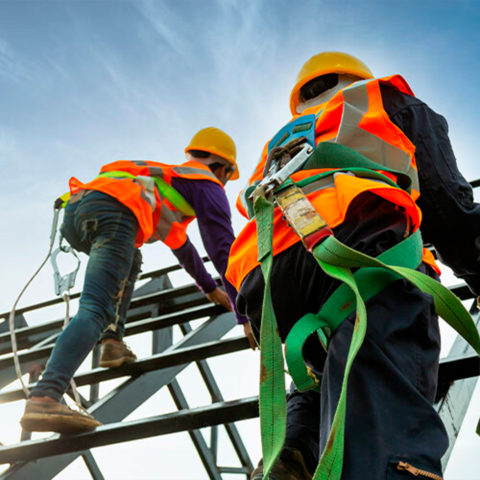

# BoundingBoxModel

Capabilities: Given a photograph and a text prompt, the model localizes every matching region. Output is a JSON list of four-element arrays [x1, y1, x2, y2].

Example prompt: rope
[[9, 206, 86, 412], [9, 207, 61, 398]]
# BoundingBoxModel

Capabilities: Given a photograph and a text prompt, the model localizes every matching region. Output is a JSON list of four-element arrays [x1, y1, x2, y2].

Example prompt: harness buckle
[[250, 138, 314, 200]]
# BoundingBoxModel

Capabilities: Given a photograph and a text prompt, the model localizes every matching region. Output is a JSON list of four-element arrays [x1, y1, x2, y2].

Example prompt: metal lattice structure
[[0, 266, 256, 479], [0, 180, 479, 478]]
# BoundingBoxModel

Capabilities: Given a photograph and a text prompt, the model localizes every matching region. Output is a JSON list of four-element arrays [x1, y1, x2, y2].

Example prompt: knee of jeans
[[80, 298, 115, 330]]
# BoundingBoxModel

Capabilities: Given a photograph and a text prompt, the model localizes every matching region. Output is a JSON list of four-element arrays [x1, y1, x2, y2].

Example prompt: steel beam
[[448, 283, 475, 300], [0, 261, 195, 320], [0, 396, 259, 464], [0, 285, 213, 356], [438, 353, 480, 383], [0, 335, 249, 404], [438, 305, 480, 468], [0, 301, 222, 359], [0, 313, 236, 479], [168, 380, 223, 480], [81, 451, 105, 480], [218, 466, 252, 474], [180, 323, 254, 474], [0, 303, 228, 395]]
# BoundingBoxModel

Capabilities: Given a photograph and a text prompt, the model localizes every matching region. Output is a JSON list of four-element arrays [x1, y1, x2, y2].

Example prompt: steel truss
[[0, 209, 480, 478], [0, 265, 254, 479]]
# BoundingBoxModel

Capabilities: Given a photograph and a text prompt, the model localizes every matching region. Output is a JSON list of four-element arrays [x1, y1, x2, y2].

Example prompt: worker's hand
[[477, 296, 480, 310], [243, 322, 257, 350], [206, 287, 232, 311]]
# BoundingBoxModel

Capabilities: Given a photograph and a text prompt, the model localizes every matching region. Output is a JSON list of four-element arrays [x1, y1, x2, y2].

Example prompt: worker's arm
[[171, 237, 218, 294], [172, 178, 249, 325], [172, 239, 232, 311], [382, 84, 480, 296]]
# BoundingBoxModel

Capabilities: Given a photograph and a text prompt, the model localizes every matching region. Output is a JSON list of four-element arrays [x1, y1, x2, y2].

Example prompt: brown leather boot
[[250, 448, 313, 480], [99, 340, 136, 368], [20, 399, 102, 434]]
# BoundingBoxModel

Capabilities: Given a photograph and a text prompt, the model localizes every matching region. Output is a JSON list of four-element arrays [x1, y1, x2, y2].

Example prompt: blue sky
[[1, 1, 479, 478]]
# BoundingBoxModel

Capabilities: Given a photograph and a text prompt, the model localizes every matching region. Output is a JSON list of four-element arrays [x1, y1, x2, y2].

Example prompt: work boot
[[250, 448, 312, 480], [20, 399, 102, 434], [99, 340, 137, 368]]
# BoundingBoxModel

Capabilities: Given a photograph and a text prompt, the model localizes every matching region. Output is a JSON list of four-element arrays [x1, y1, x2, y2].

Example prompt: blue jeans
[[31, 191, 141, 401]]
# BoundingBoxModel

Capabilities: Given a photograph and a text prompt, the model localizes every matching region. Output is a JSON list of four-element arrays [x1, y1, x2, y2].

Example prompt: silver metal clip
[[51, 239, 81, 297], [250, 144, 314, 200]]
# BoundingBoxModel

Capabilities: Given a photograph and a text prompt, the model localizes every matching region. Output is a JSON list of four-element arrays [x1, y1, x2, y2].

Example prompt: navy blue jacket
[[381, 84, 480, 296]]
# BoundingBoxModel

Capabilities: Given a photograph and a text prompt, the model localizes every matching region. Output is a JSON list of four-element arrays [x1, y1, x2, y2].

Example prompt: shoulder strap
[[98, 171, 194, 217]]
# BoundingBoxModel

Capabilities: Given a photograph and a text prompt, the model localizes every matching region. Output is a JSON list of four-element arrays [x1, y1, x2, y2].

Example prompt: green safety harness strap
[[285, 230, 424, 393], [254, 194, 287, 480], [98, 171, 195, 216], [254, 177, 480, 479], [241, 141, 416, 221], [304, 142, 414, 193], [309, 232, 480, 480]]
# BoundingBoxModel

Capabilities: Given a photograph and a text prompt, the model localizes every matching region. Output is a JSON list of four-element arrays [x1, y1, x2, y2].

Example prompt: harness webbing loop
[[304, 142, 414, 193], [254, 175, 480, 479], [308, 232, 480, 479], [285, 230, 424, 393]]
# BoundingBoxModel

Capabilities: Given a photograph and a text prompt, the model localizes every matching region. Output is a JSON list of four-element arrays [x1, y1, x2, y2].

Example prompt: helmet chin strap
[[296, 75, 362, 114]]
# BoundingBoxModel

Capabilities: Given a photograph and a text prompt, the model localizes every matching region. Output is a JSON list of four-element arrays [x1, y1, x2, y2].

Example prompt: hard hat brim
[[184, 146, 239, 180], [289, 66, 374, 116]]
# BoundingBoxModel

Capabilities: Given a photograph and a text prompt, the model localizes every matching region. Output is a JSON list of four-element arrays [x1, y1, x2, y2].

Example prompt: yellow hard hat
[[185, 127, 239, 180], [289, 51, 374, 115]]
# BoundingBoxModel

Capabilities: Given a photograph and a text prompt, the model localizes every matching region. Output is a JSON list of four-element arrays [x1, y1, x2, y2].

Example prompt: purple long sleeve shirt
[[170, 177, 248, 324]]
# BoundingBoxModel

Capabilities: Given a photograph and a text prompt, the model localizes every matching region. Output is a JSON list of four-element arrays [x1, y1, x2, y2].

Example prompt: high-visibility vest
[[68, 160, 223, 248], [226, 75, 438, 291]]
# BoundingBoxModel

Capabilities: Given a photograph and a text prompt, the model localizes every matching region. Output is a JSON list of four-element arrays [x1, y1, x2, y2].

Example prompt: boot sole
[[99, 356, 136, 368], [20, 413, 101, 434]]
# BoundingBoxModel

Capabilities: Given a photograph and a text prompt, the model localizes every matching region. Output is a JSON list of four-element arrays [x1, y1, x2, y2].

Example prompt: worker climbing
[[18, 126, 247, 434], [226, 52, 480, 480], [258, 52, 480, 480]]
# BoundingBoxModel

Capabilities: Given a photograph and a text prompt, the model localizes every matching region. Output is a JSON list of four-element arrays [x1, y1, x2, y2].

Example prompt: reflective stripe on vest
[[336, 79, 419, 193], [226, 75, 428, 291]]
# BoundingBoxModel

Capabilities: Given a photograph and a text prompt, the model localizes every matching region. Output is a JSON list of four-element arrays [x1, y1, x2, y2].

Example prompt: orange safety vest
[[226, 75, 439, 291], [68, 160, 223, 248]]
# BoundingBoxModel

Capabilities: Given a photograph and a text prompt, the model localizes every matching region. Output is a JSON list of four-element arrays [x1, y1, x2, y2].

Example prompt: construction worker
[[20, 126, 247, 434], [226, 52, 480, 479]]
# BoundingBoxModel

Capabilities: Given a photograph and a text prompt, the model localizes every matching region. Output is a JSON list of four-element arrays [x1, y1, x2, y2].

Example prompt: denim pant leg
[[31, 191, 139, 401], [101, 248, 143, 340]]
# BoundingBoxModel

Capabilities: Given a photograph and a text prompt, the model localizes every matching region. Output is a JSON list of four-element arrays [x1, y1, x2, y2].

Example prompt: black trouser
[[284, 385, 320, 474], [237, 193, 448, 479]]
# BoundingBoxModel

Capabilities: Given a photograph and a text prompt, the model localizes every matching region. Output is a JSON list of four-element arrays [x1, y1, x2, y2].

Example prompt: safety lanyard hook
[[251, 141, 313, 201], [50, 236, 81, 297]]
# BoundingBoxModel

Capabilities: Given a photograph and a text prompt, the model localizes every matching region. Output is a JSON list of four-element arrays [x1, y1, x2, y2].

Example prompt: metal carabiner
[[251, 142, 314, 201], [50, 238, 81, 297]]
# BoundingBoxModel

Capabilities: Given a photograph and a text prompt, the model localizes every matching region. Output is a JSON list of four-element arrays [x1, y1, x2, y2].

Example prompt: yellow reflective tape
[[58, 192, 71, 208]]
